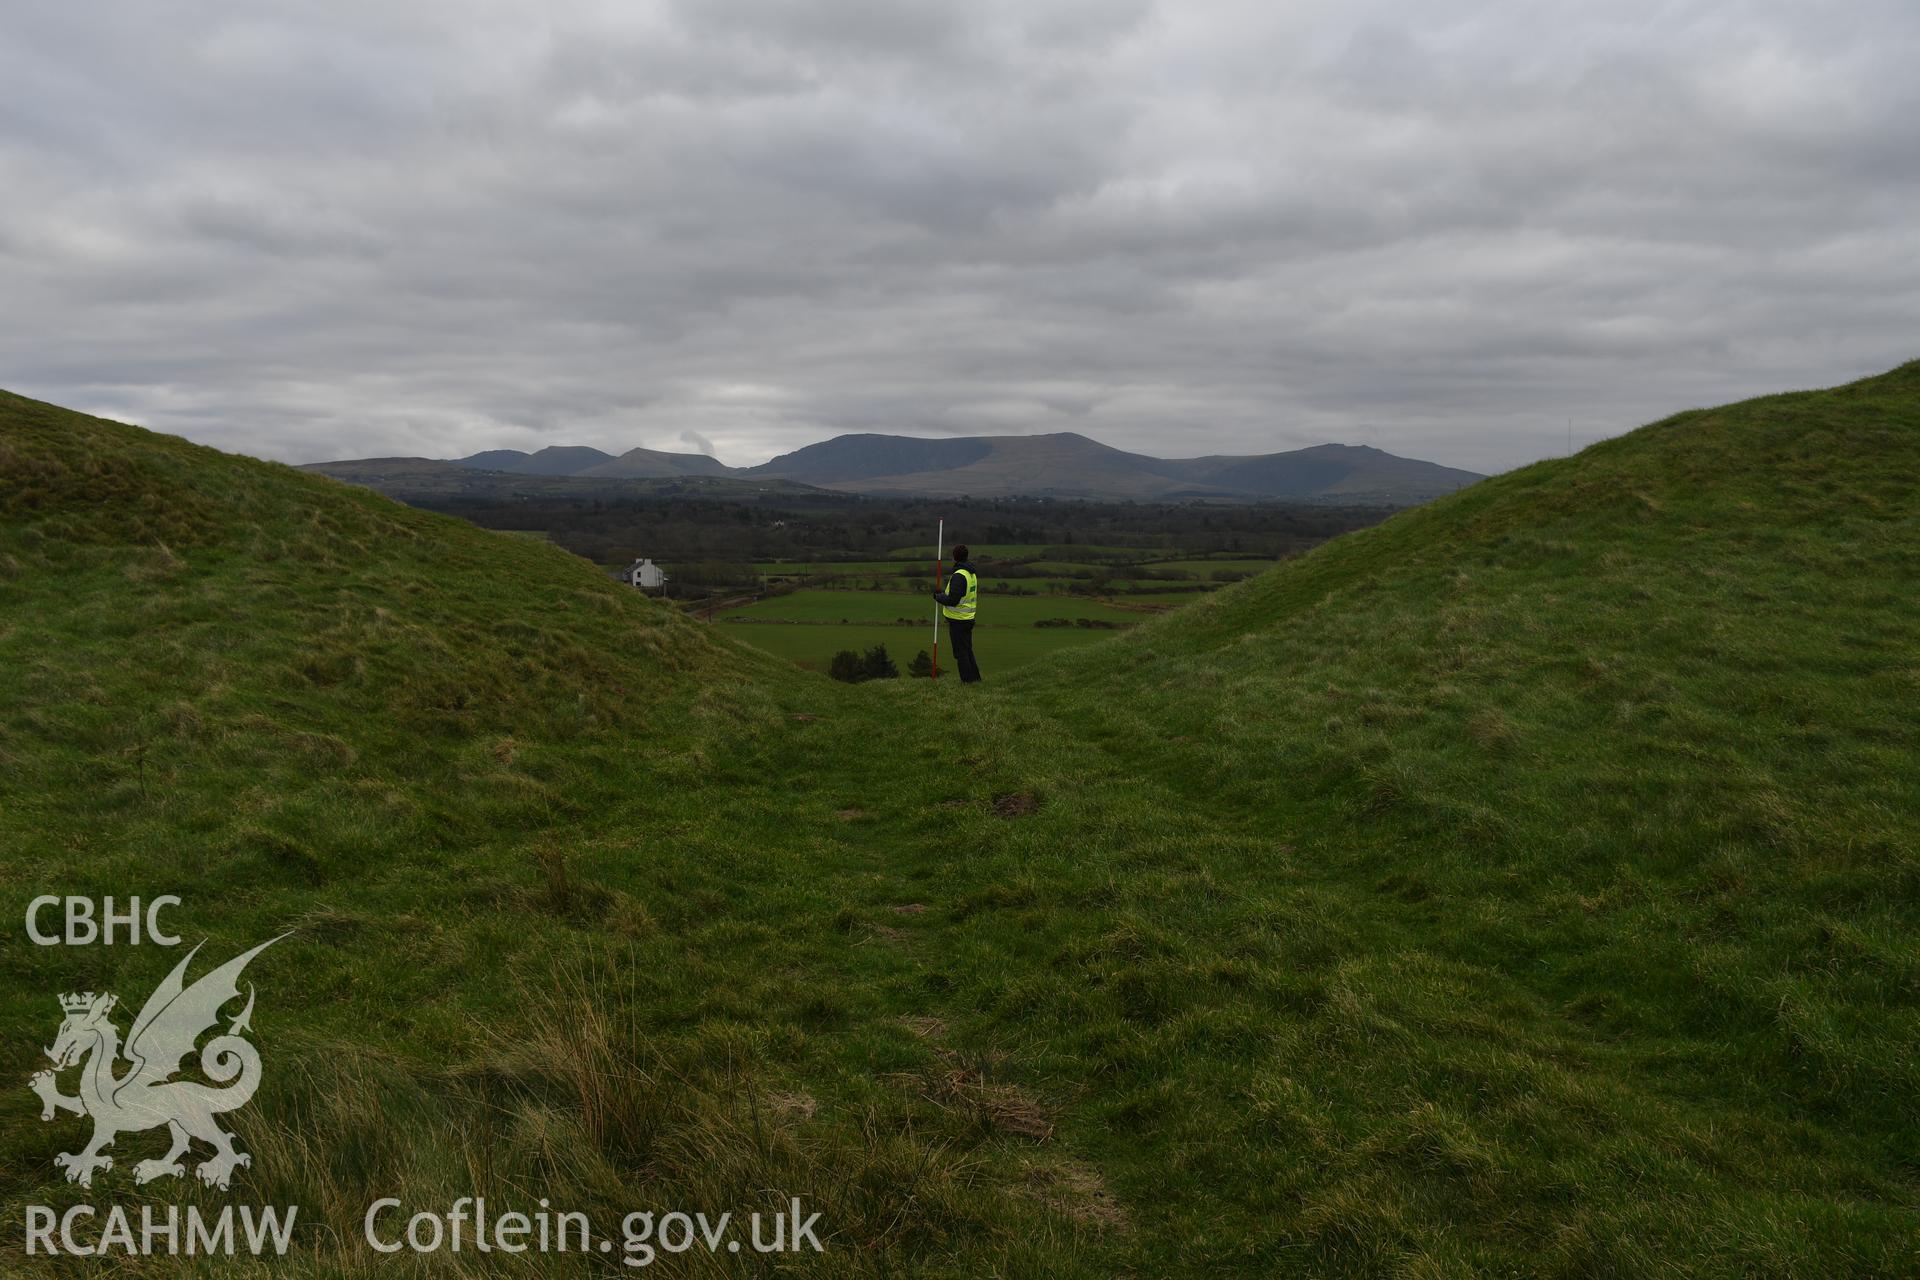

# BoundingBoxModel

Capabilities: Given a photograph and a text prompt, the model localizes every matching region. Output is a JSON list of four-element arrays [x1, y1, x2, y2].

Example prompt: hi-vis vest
[[941, 567, 979, 621]]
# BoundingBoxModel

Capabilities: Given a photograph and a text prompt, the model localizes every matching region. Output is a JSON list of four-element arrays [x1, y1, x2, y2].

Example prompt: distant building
[[619, 558, 668, 591]]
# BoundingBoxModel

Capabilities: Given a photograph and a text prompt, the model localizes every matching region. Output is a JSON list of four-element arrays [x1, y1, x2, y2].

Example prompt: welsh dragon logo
[[28, 936, 284, 1191]]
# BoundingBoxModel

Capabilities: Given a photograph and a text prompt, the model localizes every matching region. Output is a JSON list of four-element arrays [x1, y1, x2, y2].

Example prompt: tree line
[[412, 492, 1391, 568]]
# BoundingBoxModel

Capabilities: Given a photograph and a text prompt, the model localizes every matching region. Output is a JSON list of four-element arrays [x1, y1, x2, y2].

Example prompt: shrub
[[862, 644, 899, 680], [829, 644, 901, 682]]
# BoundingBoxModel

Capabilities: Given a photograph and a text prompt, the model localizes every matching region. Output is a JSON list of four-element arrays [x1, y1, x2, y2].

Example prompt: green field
[[4, 365, 1918, 1276], [882, 543, 1053, 559], [720, 588, 1146, 626], [996, 578, 1208, 598], [716, 588, 1151, 672], [1131, 557, 1277, 576], [738, 559, 1237, 613], [1017, 559, 1115, 575], [884, 542, 1143, 561], [1010, 558, 1274, 580], [749, 560, 916, 576], [750, 568, 1215, 595]]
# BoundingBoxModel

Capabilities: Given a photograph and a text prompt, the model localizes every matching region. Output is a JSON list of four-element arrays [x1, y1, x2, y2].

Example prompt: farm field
[[742, 567, 1221, 594], [1097, 588, 1212, 604], [672, 554, 1275, 629], [881, 542, 1045, 560], [748, 575, 1213, 606], [883, 542, 1145, 561], [750, 560, 915, 576], [1019, 557, 1270, 577], [995, 578, 1205, 596], [1132, 557, 1278, 576], [720, 588, 1147, 626], [715, 586, 1159, 671]]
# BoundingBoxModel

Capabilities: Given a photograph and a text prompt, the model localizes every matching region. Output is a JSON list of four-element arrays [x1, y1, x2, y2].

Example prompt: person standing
[[932, 544, 982, 683]]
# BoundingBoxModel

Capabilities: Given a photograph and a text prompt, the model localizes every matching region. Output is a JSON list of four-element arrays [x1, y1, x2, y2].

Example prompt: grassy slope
[[2, 365, 1917, 1277], [0, 394, 1107, 1278], [988, 363, 1920, 1271]]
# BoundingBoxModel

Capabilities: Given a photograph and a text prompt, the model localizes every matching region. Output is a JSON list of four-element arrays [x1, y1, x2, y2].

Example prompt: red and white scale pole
[[931, 518, 944, 680]]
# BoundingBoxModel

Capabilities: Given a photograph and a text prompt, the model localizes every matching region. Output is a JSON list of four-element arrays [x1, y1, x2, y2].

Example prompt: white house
[[619, 558, 668, 591]]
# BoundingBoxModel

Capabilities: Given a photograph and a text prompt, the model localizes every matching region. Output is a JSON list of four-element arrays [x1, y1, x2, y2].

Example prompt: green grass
[[719, 588, 1145, 627], [1017, 559, 1115, 575], [2, 364, 1918, 1276], [749, 560, 916, 576], [995, 578, 1210, 598], [1132, 557, 1276, 575], [1009, 557, 1271, 581], [716, 620, 1116, 672], [714, 588, 1146, 672], [749, 568, 1211, 598], [884, 543, 1142, 561], [881, 543, 1050, 560]]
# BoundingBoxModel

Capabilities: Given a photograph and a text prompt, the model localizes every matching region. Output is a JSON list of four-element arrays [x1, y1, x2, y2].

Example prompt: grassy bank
[[2, 365, 1916, 1275]]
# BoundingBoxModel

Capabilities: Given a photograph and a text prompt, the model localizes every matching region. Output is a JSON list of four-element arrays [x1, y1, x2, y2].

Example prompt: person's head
[[952, 544, 970, 562]]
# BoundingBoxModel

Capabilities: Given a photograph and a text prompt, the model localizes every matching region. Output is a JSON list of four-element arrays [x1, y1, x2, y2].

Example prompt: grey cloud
[[672, 0, 974, 63], [1, 0, 1916, 477]]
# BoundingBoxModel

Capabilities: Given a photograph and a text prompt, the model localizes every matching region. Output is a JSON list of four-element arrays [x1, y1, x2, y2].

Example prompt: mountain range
[[309, 430, 1483, 504]]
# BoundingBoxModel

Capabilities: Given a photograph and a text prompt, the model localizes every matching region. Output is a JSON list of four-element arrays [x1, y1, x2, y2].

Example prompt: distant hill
[[749, 432, 1178, 498], [581, 446, 734, 479], [300, 455, 820, 501], [321, 429, 1482, 504], [453, 445, 616, 475], [1160, 443, 1482, 500], [742, 434, 996, 484], [747, 432, 1481, 501]]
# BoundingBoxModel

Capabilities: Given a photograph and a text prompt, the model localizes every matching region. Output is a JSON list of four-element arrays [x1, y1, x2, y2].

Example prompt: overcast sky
[[2, 1, 1915, 475]]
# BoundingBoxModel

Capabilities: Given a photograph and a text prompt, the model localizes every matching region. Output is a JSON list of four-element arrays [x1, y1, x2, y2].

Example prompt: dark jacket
[[932, 561, 977, 610]]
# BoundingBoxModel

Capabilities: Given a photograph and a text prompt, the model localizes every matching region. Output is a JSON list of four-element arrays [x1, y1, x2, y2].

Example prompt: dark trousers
[[945, 618, 982, 683]]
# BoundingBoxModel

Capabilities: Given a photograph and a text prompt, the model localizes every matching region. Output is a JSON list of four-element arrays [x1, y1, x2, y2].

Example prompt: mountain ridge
[[320, 428, 1483, 504]]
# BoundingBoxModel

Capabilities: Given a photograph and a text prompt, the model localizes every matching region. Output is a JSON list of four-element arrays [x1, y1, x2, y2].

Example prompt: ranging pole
[[931, 518, 944, 680]]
